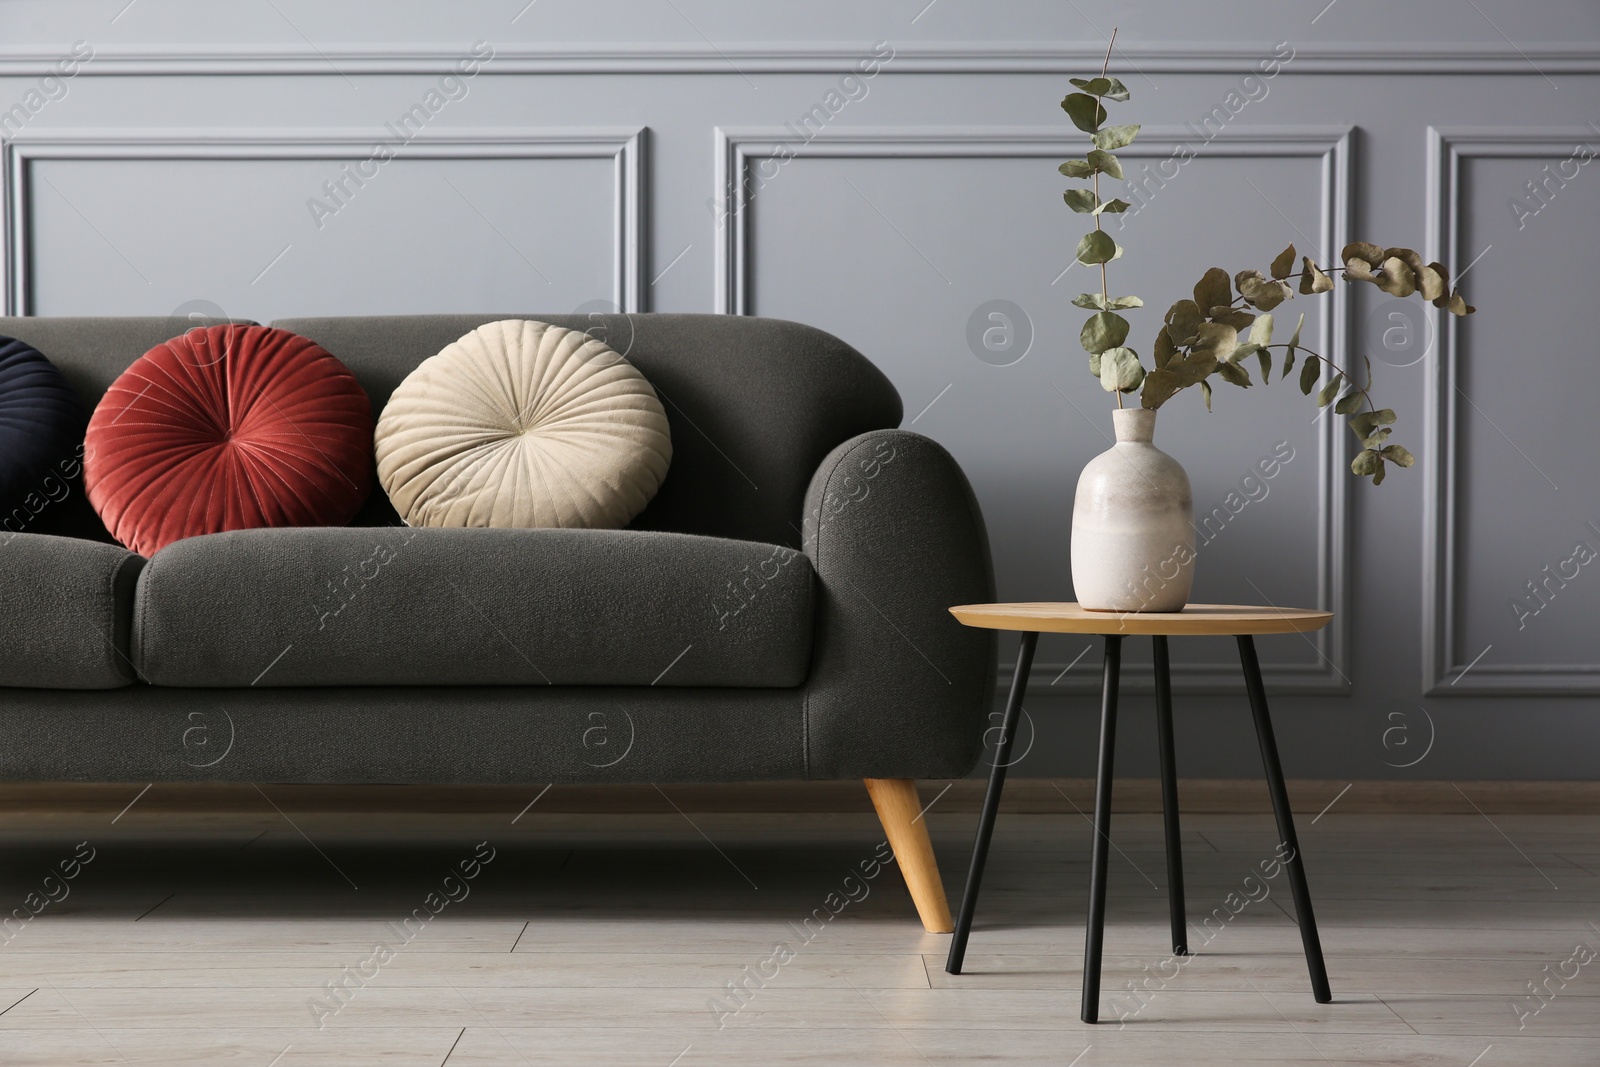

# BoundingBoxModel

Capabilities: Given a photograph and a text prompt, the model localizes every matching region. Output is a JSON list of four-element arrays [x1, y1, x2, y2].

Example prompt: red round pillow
[[85, 325, 373, 556]]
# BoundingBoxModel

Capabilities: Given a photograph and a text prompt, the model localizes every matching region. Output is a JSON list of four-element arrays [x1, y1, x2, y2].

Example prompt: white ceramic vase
[[1070, 408, 1195, 612]]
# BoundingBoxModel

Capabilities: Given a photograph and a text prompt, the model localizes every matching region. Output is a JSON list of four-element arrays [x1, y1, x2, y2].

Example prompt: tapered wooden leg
[[865, 777, 954, 933]]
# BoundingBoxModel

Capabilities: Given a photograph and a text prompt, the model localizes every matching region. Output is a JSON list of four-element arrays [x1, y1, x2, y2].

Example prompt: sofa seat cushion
[[133, 527, 813, 688], [0, 533, 144, 688]]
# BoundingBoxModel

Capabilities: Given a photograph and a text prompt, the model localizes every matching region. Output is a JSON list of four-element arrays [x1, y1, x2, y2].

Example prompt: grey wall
[[2, 1, 1596, 780]]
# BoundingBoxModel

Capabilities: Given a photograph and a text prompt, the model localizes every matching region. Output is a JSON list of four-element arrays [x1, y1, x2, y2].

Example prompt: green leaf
[[1334, 390, 1363, 415], [1376, 256, 1417, 298], [1089, 352, 1101, 377], [1106, 295, 1143, 309], [1063, 188, 1098, 213], [1099, 346, 1145, 392], [1059, 159, 1095, 178], [1217, 361, 1252, 388], [1349, 407, 1395, 439], [1298, 257, 1334, 295], [1086, 149, 1123, 179], [1092, 124, 1140, 151], [1193, 267, 1232, 311], [1139, 366, 1182, 408], [1270, 244, 1296, 280], [1061, 93, 1107, 133], [1299, 353, 1321, 395], [1200, 379, 1213, 411], [1380, 444, 1416, 468], [1256, 348, 1273, 382], [1191, 322, 1239, 363], [1069, 77, 1112, 95], [1282, 349, 1296, 378], [1316, 372, 1344, 407], [1102, 77, 1131, 101], [1362, 427, 1393, 449], [1072, 293, 1107, 310], [1248, 312, 1274, 348], [1080, 311, 1130, 354], [1095, 198, 1132, 214], [1076, 230, 1118, 265], [1351, 450, 1381, 477], [1165, 299, 1204, 345]]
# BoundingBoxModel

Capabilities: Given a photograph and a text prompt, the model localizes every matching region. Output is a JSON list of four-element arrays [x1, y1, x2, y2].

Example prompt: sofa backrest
[[2, 314, 903, 549]]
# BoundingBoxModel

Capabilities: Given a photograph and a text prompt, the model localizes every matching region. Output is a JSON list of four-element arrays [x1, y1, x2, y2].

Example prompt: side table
[[943, 602, 1335, 1024]]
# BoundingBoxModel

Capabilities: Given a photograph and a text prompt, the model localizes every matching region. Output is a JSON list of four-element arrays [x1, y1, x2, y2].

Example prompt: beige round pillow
[[374, 319, 671, 528]]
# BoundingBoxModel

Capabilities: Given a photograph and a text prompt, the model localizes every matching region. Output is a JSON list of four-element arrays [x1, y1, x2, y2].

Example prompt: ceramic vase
[[1070, 408, 1195, 612]]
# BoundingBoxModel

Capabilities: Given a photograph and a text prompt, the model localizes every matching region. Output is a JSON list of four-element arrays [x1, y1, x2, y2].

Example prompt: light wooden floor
[[0, 786, 1595, 1064]]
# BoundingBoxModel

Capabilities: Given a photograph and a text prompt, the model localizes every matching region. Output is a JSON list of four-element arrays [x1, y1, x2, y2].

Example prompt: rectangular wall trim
[[2, 126, 647, 316], [716, 124, 1354, 693], [1423, 126, 1600, 695]]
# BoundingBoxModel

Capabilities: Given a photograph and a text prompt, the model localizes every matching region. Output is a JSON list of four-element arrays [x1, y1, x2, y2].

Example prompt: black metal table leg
[[1152, 635, 1187, 956], [1237, 635, 1333, 1003], [946, 630, 1038, 975], [1080, 634, 1122, 1024]]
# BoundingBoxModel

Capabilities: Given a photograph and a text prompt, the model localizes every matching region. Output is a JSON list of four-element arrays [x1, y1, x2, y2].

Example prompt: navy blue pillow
[[0, 335, 88, 527]]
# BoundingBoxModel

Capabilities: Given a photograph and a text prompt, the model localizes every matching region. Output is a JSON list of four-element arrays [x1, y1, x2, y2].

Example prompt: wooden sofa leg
[[864, 778, 954, 933]]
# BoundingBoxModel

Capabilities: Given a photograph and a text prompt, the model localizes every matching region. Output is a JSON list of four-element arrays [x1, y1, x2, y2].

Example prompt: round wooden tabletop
[[949, 602, 1333, 636]]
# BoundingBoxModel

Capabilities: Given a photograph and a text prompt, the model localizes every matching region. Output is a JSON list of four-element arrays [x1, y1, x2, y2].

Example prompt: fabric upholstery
[[0, 336, 87, 530], [375, 319, 671, 529], [273, 315, 902, 547], [0, 318, 253, 544], [84, 325, 373, 556], [0, 684, 807, 784], [801, 430, 998, 780], [0, 532, 144, 689], [134, 526, 814, 689]]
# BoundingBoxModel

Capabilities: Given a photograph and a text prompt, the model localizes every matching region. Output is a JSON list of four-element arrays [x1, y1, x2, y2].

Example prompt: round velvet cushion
[[0, 336, 87, 518], [375, 319, 672, 529], [84, 325, 373, 557]]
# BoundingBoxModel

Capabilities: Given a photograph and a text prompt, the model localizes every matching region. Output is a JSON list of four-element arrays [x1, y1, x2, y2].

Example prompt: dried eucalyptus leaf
[[1351, 450, 1381, 477], [1102, 77, 1131, 101], [1092, 124, 1140, 151], [1381, 444, 1416, 468], [1373, 459, 1387, 485], [1200, 379, 1213, 410], [1446, 288, 1476, 316], [1416, 264, 1446, 301], [1282, 349, 1296, 378], [1376, 256, 1417, 298], [1217, 360, 1251, 388], [1063, 188, 1098, 213], [1229, 342, 1264, 364], [1299, 257, 1334, 294], [1193, 267, 1232, 311], [1344, 257, 1378, 282], [1107, 295, 1144, 309], [1334, 390, 1363, 415], [1362, 427, 1393, 449], [1270, 244, 1297, 280], [1076, 230, 1118, 265], [1299, 353, 1321, 395], [1153, 325, 1178, 369], [1256, 348, 1272, 382], [1191, 321, 1239, 363], [1070, 77, 1112, 95], [1236, 270, 1291, 311], [1072, 293, 1108, 310], [1427, 260, 1451, 291], [1316, 372, 1343, 407], [1080, 310, 1130, 354], [1086, 149, 1123, 179], [1089, 351, 1101, 376], [1165, 299, 1205, 345], [1342, 241, 1386, 265], [1384, 247, 1425, 277], [1099, 346, 1146, 392], [1286, 312, 1305, 354], [1061, 93, 1107, 133], [1059, 159, 1095, 178], [1248, 312, 1274, 348], [1096, 198, 1132, 214], [1210, 307, 1256, 331], [1139, 367, 1181, 408]]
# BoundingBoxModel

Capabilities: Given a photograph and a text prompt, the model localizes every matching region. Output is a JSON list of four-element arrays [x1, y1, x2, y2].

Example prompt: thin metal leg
[[1080, 634, 1122, 1024], [946, 631, 1037, 975], [1237, 635, 1333, 1003], [1152, 635, 1187, 956]]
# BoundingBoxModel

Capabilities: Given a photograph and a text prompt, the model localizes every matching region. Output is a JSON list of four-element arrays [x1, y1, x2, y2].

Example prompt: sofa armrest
[[800, 430, 996, 779]]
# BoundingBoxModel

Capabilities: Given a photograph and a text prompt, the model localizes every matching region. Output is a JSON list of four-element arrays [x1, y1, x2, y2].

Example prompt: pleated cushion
[[84, 325, 373, 557], [0, 336, 87, 520], [374, 319, 672, 529]]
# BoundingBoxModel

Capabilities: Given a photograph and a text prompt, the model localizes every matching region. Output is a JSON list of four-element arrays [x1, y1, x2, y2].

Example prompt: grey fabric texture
[[134, 526, 814, 688], [0, 532, 144, 688], [0, 317, 254, 543], [271, 315, 903, 548], [0, 684, 806, 784], [801, 430, 997, 780]]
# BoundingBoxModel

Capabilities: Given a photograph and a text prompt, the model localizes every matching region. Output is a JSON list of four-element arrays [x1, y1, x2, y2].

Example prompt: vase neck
[[1112, 408, 1156, 443]]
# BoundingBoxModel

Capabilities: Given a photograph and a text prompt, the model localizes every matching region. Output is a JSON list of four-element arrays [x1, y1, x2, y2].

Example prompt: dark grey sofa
[[0, 313, 996, 931]]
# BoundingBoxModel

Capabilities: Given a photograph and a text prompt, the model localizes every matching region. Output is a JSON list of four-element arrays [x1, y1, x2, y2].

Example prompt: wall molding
[[1423, 126, 1599, 695], [715, 124, 1353, 693], [1, 126, 647, 315], [2, 42, 1599, 76]]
